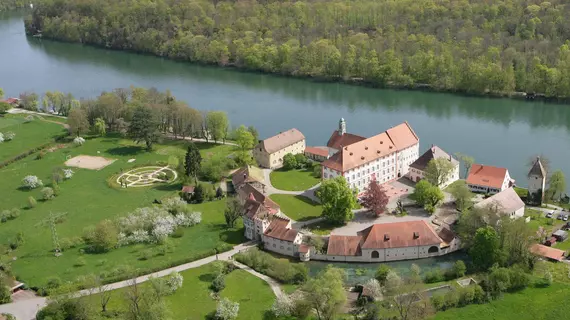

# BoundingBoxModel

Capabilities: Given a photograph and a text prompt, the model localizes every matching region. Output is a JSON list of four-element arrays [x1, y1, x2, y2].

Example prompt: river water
[[1, 11, 570, 187]]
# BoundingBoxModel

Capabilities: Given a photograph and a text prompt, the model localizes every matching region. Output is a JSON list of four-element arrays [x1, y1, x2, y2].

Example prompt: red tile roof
[[238, 184, 280, 219], [298, 244, 310, 253], [231, 166, 264, 188], [437, 227, 456, 244], [358, 220, 442, 249], [305, 146, 329, 158], [466, 164, 509, 189], [327, 235, 363, 256], [258, 128, 305, 154], [264, 217, 298, 242], [530, 244, 566, 262], [326, 131, 366, 150], [1, 98, 19, 104], [385, 122, 419, 150], [181, 185, 195, 193]]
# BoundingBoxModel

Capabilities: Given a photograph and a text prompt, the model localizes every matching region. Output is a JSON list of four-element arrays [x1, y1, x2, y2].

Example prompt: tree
[[216, 298, 239, 320], [128, 105, 160, 151], [455, 153, 474, 179], [22, 175, 43, 189], [0, 87, 3, 99], [449, 180, 474, 212], [470, 226, 500, 271], [425, 158, 455, 188], [282, 153, 297, 170], [457, 206, 500, 247], [247, 126, 259, 142], [361, 179, 389, 216], [19, 92, 39, 111], [452, 260, 467, 278], [375, 265, 391, 286], [0, 102, 10, 114], [384, 269, 428, 320], [546, 170, 566, 200], [302, 266, 346, 320], [412, 180, 444, 213], [91, 219, 118, 253], [0, 275, 11, 304], [206, 111, 229, 143], [224, 197, 242, 228], [193, 184, 204, 203], [235, 125, 255, 151], [68, 108, 89, 136], [318, 177, 357, 224], [41, 187, 55, 200], [93, 117, 106, 136], [184, 143, 202, 181]]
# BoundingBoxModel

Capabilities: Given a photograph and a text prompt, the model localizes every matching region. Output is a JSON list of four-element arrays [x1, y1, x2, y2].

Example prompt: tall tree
[[68, 108, 89, 136], [317, 177, 357, 224], [247, 126, 259, 142], [128, 105, 160, 151], [0, 87, 4, 99], [361, 179, 389, 216], [224, 198, 242, 228], [455, 153, 474, 179], [449, 180, 475, 212], [546, 170, 566, 200], [19, 92, 39, 111], [93, 117, 106, 136], [184, 143, 202, 181], [470, 226, 501, 271], [206, 111, 229, 143], [302, 266, 346, 320], [235, 125, 255, 151], [412, 180, 444, 213], [425, 158, 455, 188]]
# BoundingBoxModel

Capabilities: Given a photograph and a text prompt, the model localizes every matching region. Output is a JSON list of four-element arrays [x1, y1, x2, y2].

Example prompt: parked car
[[557, 212, 564, 220], [546, 211, 554, 218], [563, 214, 568, 221]]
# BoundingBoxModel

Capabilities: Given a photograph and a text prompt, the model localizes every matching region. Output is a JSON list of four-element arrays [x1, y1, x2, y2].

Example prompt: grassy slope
[[0, 135, 242, 288], [269, 194, 322, 221], [269, 168, 319, 191], [88, 264, 275, 320], [0, 114, 66, 161]]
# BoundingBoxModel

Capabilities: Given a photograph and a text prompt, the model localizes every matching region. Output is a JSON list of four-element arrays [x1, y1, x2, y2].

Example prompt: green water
[[1, 10, 570, 187]]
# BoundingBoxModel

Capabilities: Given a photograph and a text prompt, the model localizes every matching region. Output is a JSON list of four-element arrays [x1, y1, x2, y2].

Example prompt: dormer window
[[413, 232, 420, 239], [384, 234, 390, 240]]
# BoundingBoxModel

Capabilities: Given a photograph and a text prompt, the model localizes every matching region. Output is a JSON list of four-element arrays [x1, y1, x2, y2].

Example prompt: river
[[1, 10, 570, 187]]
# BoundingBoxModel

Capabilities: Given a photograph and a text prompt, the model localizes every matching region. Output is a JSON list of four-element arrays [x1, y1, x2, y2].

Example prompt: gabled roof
[[358, 220, 442, 249], [385, 122, 419, 150], [327, 235, 363, 256], [528, 157, 546, 178], [437, 227, 456, 244], [264, 217, 298, 241], [238, 184, 279, 219], [231, 166, 264, 188], [410, 145, 459, 171], [530, 244, 565, 262], [474, 187, 525, 214], [181, 185, 195, 193], [257, 128, 305, 154], [466, 164, 509, 189], [305, 146, 330, 157], [326, 131, 366, 150]]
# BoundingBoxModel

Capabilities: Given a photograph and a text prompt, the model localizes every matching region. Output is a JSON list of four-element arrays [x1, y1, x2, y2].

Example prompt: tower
[[528, 157, 546, 205], [338, 118, 346, 136]]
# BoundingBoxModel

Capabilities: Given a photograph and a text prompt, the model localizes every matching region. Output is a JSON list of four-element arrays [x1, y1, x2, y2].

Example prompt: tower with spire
[[338, 118, 346, 136], [528, 157, 546, 205]]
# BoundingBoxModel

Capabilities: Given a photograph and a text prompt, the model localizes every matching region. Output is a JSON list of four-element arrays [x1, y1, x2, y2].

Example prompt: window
[[428, 246, 439, 253], [371, 251, 380, 258]]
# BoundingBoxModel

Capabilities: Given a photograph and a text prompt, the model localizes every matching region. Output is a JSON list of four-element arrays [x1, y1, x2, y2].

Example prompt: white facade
[[262, 233, 302, 257], [396, 144, 420, 178], [408, 163, 460, 189], [468, 170, 512, 194]]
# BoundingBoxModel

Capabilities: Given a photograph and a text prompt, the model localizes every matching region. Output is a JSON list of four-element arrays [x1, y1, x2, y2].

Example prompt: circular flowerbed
[[116, 166, 178, 187]]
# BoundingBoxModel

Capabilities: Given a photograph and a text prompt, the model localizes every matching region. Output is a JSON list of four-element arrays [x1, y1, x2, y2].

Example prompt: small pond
[[306, 251, 469, 285]]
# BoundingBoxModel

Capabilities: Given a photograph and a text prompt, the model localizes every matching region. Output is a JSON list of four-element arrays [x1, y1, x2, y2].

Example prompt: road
[[0, 242, 258, 320]]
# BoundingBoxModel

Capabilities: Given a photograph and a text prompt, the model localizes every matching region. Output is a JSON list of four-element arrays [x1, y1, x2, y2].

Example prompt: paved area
[[0, 242, 258, 320], [331, 209, 431, 236]]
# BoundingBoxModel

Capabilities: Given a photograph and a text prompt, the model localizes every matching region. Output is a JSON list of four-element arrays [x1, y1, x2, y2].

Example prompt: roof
[[1, 97, 19, 104], [326, 131, 366, 150], [437, 227, 456, 244], [305, 146, 330, 158], [528, 157, 546, 178], [466, 164, 509, 189], [231, 166, 264, 188], [257, 128, 305, 154], [238, 184, 280, 219], [358, 220, 442, 249], [181, 185, 195, 193], [553, 230, 568, 237], [385, 122, 419, 150], [409, 145, 459, 171], [264, 217, 298, 242], [298, 244, 310, 253], [322, 122, 418, 173], [327, 235, 363, 256], [474, 188, 525, 214], [530, 244, 565, 262]]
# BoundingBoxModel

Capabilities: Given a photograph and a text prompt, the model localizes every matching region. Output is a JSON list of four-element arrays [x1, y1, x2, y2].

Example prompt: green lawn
[[305, 220, 342, 235], [524, 209, 563, 233], [0, 114, 66, 162], [0, 135, 242, 288], [86, 263, 275, 320], [269, 168, 320, 191], [432, 283, 570, 320], [269, 194, 322, 221]]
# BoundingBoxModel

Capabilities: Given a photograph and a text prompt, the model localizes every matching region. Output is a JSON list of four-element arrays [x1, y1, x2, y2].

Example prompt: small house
[[474, 187, 525, 219], [304, 146, 330, 162], [181, 186, 195, 198], [531, 244, 566, 262], [466, 164, 515, 194], [552, 230, 568, 242], [545, 236, 557, 246]]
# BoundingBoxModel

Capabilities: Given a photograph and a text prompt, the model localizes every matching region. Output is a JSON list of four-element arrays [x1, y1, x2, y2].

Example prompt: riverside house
[[253, 128, 306, 168], [466, 164, 514, 194]]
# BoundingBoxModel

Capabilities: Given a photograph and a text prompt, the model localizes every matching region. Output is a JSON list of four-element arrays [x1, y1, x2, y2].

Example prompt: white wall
[[262, 233, 302, 257], [528, 174, 545, 195], [407, 163, 459, 189], [397, 144, 419, 178]]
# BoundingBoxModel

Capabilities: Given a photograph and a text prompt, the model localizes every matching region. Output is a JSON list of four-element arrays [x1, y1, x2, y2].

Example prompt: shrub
[[88, 220, 118, 253], [74, 257, 87, 267], [165, 271, 183, 294], [211, 275, 226, 292], [452, 260, 467, 278], [41, 187, 55, 200], [22, 175, 43, 189], [24, 115, 34, 122], [36, 151, 45, 160], [424, 268, 445, 283], [375, 265, 391, 285], [73, 136, 85, 145], [234, 248, 308, 284], [538, 271, 553, 287], [63, 169, 74, 179], [216, 298, 239, 320], [3, 132, 15, 141], [27, 196, 37, 208], [0, 133, 3, 143], [9, 208, 20, 220], [282, 153, 297, 170]]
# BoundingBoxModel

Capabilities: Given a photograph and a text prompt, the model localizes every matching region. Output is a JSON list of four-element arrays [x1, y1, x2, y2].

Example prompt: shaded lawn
[[269, 194, 322, 221], [0, 136, 241, 288], [0, 114, 66, 162], [432, 283, 570, 320], [87, 264, 275, 320], [305, 220, 342, 235], [270, 168, 319, 191]]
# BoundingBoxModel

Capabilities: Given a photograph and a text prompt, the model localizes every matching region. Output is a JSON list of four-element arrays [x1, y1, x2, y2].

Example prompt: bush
[[538, 271, 553, 287], [36, 151, 45, 160], [41, 187, 55, 200], [74, 257, 87, 267], [73, 136, 85, 145], [22, 175, 43, 189], [27, 196, 37, 208], [375, 265, 391, 285], [3, 132, 15, 141], [282, 153, 297, 170], [234, 248, 308, 284], [451, 260, 467, 279], [424, 268, 445, 283], [216, 298, 239, 320], [211, 274, 226, 292], [294, 153, 307, 168]]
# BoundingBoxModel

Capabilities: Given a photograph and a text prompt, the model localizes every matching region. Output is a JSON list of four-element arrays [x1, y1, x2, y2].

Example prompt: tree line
[[24, 0, 570, 99], [0, 0, 26, 11]]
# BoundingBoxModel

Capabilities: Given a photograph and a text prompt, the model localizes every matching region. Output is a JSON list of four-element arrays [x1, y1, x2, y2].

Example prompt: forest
[[0, 0, 26, 11], [24, 0, 570, 98]]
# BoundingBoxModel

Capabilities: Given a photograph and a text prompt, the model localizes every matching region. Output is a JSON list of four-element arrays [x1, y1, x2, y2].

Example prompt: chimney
[[384, 234, 390, 241], [413, 232, 420, 239]]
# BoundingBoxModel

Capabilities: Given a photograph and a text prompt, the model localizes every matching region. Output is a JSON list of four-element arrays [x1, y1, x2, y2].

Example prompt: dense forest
[[0, 0, 26, 11], [24, 0, 570, 98]]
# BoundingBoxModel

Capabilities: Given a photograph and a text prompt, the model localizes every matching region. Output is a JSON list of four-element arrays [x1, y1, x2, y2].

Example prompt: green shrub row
[[431, 284, 487, 311], [234, 248, 308, 284], [0, 142, 54, 169]]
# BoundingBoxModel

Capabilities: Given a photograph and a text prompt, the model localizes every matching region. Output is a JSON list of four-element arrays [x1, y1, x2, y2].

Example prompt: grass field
[[0, 132, 242, 288], [269, 168, 319, 191], [305, 220, 341, 235], [432, 283, 570, 320], [0, 114, 66, 162], [269, 194, 322, 221], [86, 263, 275, 320]]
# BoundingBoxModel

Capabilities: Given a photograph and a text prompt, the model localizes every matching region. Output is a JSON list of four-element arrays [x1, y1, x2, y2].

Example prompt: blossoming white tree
[[0, 132, 3, 143], [3, 132, 15, 141], [271, 294, 294, 317], [63, 169, 74, 179], [73, 136, 85, 145], [22, 175, 43, 189], [165, 271, 183, 294], [363, 278, 383, 300], [216, 298, 239, 320]]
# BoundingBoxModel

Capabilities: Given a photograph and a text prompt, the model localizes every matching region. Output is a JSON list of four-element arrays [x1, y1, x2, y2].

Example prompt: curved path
[[262, 168, 321, 203], [0, 242, 263, 320]]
